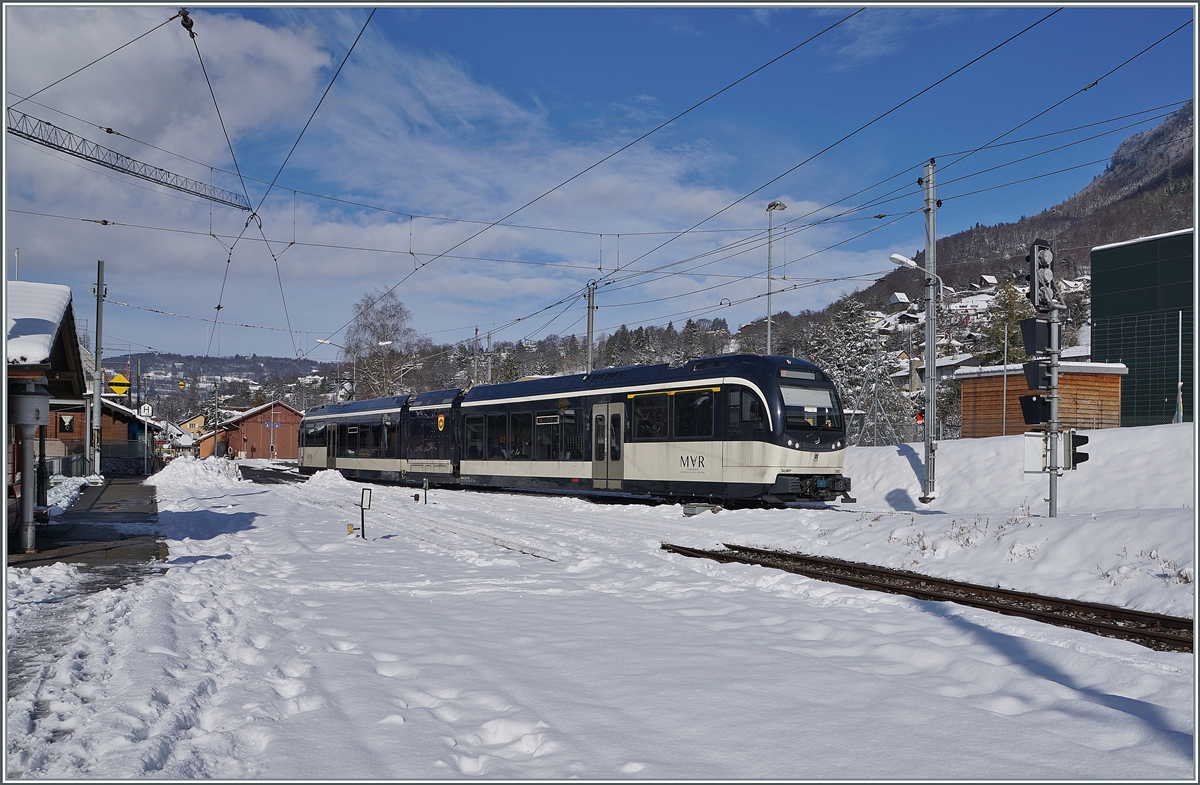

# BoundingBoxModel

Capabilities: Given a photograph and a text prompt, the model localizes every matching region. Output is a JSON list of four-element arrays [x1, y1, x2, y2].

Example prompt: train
[[297, 353, 853, 506]]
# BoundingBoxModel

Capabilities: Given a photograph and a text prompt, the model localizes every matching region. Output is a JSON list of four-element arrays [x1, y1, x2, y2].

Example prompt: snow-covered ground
[[6, 424, 1195, 778]]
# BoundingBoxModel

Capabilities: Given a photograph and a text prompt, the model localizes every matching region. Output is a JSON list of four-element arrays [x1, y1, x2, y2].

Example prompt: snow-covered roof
[[1091, 227, 1192, 252], [216, 400, 303, 428], [93, 394, 166, 431], [953, 361, 1127, 379], [6, 281, 72, 366], [946, 294, 993, 312]]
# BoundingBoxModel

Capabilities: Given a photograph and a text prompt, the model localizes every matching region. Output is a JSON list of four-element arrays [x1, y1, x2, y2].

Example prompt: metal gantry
[[7, 108, 251, 211]]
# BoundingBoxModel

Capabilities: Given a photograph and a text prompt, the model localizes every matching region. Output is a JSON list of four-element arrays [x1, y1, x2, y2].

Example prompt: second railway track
[[662, 542, 1193, 653]]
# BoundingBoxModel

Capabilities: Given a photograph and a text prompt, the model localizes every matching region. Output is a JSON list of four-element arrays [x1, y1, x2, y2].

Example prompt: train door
[[591, 402, 624, 490], [326, 423, 337, 469]]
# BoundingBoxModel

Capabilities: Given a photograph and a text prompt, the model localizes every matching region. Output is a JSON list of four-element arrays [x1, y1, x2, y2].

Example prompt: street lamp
[[316, 339, 356, 400], [377, 340, 393, 396], [890, 252, 943, 502], [766, 200, 786, 355]]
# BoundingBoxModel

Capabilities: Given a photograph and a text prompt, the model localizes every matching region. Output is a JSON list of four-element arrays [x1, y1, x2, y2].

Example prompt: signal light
[[1019, 394, 1049, 426], [1064, 429, 1089, 470], [1026, 238, 1056, 313], [1023, 360, 1051, 391]]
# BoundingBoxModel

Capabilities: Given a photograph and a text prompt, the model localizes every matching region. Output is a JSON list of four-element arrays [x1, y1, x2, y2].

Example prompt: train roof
[[302, 355, 832, 418], [303, 395, 409, 418], [461, 354, 828, 404], [411, 388, 462, 408]]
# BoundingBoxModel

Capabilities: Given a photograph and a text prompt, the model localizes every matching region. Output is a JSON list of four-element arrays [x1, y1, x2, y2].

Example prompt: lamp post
[[890, 252, 944, 503], [316, 339, 357, 400], [317, 339, 398, 400], [377, 340, 393, 396], [766, 200, 786, 355]]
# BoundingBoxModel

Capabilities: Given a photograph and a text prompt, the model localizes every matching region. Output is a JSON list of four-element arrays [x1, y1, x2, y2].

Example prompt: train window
[[302, 423, 327, 447], [594, 414, 606, 461], [562, 409, 583, 460], [387, 423, 402, 459], [535, 413, 560, 461], [510, 413, 533, 460], [727, 387, 764, 432], [781, 386, 843, 430], [610, 413, 621, 461], [673, 389, 714, 439], [464, 415, 484, 460], [342, 423, 364, 458], [486, 413, 508, 460], [632, 394, 668, 440]]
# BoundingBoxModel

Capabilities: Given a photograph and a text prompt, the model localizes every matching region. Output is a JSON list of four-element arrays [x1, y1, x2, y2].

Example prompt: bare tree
[[345, 289, 421, 399]]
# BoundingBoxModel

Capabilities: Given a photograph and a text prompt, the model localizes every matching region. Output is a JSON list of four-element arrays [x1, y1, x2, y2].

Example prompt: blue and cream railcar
[[298, 354, 852, 504]]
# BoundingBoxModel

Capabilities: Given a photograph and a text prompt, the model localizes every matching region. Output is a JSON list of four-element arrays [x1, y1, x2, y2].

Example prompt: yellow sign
[[437, 414, 446, 431], [178, 381, 186, 390], [109, 373, 130, 395]]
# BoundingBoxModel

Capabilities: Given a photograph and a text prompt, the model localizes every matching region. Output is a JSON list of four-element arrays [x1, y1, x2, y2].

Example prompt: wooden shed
[[954, 362, 1127, 438], [198, 401, 303, 460]]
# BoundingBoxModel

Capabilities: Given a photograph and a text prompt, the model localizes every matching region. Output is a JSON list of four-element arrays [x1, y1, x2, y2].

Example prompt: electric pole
[[586, 281, 597, 373], [920, 160, 939, 503], [91, 261, 105, 475]]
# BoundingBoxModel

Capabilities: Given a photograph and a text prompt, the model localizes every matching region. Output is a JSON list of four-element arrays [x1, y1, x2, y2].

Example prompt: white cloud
[[5, 7, 897, 357]]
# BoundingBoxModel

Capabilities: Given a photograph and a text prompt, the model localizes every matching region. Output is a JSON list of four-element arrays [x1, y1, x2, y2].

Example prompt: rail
[[661, 542, 1192, 652]]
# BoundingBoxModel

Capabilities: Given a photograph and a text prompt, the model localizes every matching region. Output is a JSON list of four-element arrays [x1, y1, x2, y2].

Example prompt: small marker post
[[359, 487, 371, 538]]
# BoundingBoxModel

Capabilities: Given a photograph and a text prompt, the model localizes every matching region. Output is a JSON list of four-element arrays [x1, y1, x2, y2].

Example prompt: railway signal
[[1063, 430, 1089, 470], [1023, 360, 1051, 392], [1019, 394, 1049, 425], [1025, 238, 1057, 313]]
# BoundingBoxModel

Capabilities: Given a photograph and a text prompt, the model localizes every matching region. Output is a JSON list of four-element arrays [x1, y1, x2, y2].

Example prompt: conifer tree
[[975, 280, 1035, 366]]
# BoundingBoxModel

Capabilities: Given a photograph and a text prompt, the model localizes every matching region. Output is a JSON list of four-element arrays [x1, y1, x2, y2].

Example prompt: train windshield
[[780, 384, 843, 431]]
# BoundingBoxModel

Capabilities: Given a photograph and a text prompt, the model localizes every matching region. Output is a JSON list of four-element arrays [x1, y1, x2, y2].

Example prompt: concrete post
[[12, 381, 51, 553]]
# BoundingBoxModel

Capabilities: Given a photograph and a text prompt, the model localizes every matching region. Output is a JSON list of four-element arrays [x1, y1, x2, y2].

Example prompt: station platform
[[7, 476, 164, 569]]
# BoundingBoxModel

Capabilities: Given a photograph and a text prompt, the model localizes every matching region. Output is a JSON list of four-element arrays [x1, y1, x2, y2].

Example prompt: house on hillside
[[198, 401, 303, 460], [179, 413, 207, 440]]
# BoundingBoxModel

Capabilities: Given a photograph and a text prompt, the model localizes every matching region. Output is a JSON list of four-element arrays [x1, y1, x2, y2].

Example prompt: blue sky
[[4, 4, 1195, 364]]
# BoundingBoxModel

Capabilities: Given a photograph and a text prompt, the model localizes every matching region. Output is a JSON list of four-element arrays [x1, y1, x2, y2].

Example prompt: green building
[[1090, 228, 1193, 427]]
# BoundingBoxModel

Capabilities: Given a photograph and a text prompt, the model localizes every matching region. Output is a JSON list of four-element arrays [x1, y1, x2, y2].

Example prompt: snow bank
[[659, 422, 1196, 616], [6, 563, 85, 626], [46, 475, 91, 516], [147, 457, 244, 511], [148, 457, 241, 490], [841, 421, 1194, 513], [303, 469, 356, 489]]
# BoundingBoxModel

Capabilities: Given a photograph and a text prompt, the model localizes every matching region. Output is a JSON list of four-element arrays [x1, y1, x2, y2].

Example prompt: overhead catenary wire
[[606, 24, 1195, 305], [578, 8, 1064, 298], [8, 119, 1177, 354], [9, 119, 1180, 340], [937, 16, 1194, 175], [9, 10, 1187, 367], [641, 15, 1189, 291], [12, 82, 1187, 241], [185, 8, 375, 369], [299, 9, 863, 360], [8, 11, 181, 109]]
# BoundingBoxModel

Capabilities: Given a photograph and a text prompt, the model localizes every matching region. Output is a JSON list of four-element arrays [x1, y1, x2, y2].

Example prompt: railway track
[[662, 542, 1193, 653]]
